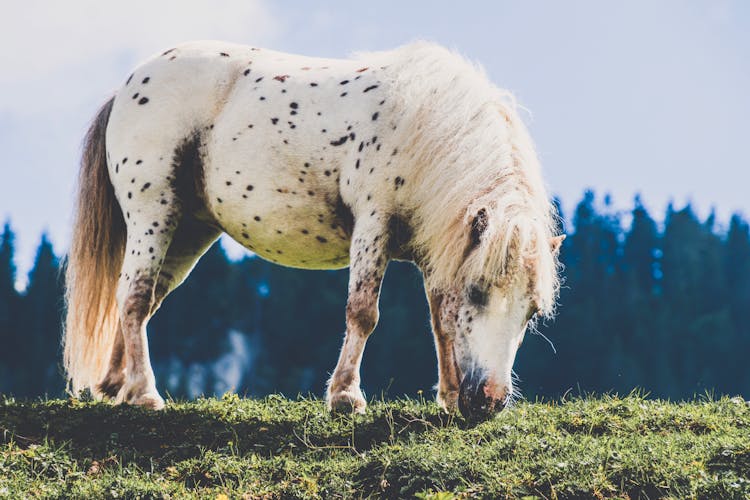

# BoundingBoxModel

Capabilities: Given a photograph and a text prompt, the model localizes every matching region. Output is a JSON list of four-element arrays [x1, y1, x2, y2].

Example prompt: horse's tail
[[63, 96, 126, 395]]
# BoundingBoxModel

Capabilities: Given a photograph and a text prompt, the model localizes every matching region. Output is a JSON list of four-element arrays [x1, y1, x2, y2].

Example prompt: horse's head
[[430, 207, 563, 422]]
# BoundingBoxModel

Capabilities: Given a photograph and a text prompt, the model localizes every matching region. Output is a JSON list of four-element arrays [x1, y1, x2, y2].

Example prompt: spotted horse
[[63, 41, 564, 421]]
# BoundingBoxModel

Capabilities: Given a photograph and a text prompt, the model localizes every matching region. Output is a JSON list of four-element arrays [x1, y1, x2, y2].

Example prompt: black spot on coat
[[469, 208, 488, 249]]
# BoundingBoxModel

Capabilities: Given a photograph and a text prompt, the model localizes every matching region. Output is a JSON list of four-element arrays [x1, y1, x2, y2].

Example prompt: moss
[[1, 393, 748, 498]]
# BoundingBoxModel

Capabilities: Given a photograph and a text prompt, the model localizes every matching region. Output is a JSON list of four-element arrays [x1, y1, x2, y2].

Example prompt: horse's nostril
[[483, 380, 508, 402], [458, 375, 507, 422]]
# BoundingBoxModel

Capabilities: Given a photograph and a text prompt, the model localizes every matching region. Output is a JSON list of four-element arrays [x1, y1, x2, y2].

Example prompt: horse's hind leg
[[107, 134, 201, 408], [97, 323, 126, 398], [114, 224, 177, 409], [98, 215, 219, 401], [149, 216, 220, 316]]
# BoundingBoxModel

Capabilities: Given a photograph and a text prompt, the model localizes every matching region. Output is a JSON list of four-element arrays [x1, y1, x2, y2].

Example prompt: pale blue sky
[[1, 0, 748, 283]]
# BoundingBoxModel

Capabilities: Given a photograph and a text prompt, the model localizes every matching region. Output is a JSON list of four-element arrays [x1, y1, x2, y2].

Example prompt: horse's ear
[[550, 234, 565, 256], [470, 208, 488, 249]]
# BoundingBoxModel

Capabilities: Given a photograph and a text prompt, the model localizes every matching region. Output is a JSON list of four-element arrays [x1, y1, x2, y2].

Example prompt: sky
[[1, 0, 748, 285]]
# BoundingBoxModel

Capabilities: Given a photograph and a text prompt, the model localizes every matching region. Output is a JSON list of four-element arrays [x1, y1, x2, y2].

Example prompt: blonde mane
[[373, 43, 561, 315]]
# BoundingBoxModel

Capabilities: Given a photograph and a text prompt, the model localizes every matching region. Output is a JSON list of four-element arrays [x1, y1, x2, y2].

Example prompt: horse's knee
[[346, 301, 379, 335]]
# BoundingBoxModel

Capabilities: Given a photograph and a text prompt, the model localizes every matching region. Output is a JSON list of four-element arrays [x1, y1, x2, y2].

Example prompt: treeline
[[0, 191, 748, 400]]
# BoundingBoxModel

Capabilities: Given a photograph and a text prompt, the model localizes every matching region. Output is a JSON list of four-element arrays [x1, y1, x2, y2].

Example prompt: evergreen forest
[[1, 191, 748, 401]]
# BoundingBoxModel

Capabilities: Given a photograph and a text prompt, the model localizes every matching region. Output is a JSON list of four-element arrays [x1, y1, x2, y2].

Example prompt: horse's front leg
[[326, 221, 389, 413], [427, 288, 461, 413]]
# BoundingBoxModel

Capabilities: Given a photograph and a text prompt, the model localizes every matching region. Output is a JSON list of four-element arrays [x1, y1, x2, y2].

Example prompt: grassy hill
[[1, 393, 748, 499]]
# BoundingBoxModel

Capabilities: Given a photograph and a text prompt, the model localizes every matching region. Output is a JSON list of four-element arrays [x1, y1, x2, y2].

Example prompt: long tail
[[63, 96, 126, 395]]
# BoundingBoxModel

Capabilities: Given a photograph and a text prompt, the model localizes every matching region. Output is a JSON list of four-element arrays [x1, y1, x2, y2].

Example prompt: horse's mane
[[365, 42, 561, 315]]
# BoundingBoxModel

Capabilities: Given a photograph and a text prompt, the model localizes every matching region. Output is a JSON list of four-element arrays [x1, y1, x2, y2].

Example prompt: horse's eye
[[467, 284, 488, 307]]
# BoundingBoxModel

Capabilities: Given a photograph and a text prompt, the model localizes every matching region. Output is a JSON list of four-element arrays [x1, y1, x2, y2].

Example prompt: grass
[[0, 392, 749, 499]]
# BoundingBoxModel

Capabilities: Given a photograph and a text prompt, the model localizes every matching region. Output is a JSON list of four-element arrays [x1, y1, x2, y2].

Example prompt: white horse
[[63, 41, 563, 421]]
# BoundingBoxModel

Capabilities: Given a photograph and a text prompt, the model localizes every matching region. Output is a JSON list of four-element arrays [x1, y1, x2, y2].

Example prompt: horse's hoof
[[327, 389, 367, 415], [96, 373, 125, 400], [131, 393, 166, 410], [116, 383, 166, 410], [437, 390, 459, 414]]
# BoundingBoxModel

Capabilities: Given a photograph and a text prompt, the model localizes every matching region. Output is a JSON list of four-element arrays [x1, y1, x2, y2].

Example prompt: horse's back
[[106, 41, 396, 270]]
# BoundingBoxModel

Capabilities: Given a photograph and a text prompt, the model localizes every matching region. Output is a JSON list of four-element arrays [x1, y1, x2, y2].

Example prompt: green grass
[[1, 393, 748, 499]]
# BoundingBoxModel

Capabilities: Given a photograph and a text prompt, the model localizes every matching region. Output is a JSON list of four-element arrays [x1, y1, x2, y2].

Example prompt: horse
[[63, 40, 563, 421]]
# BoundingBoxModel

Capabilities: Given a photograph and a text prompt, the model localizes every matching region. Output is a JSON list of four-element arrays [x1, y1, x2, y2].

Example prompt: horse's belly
[[206, 168, 351, 269], [228, 207, 350, 269]]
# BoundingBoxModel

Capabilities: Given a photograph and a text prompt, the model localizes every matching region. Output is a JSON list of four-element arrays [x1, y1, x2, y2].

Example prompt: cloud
[[0, 0, 279, 115], [0, 1, 280, 284], [0, 1, 278, 78]]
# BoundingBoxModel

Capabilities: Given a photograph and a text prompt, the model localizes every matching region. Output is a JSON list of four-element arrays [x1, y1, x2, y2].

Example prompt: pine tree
[[558, 191, 622, 394], [622, 196, 659, 295], [661, 205, 732, 396], [0, 222, 21, 394], [723, 215, 750, 393], [619, 196, 662, 393], [22, 233, 64, 396]]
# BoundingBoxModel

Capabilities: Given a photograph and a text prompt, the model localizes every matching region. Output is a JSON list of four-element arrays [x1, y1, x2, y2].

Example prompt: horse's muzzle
[[458, 373, 508, 422]]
